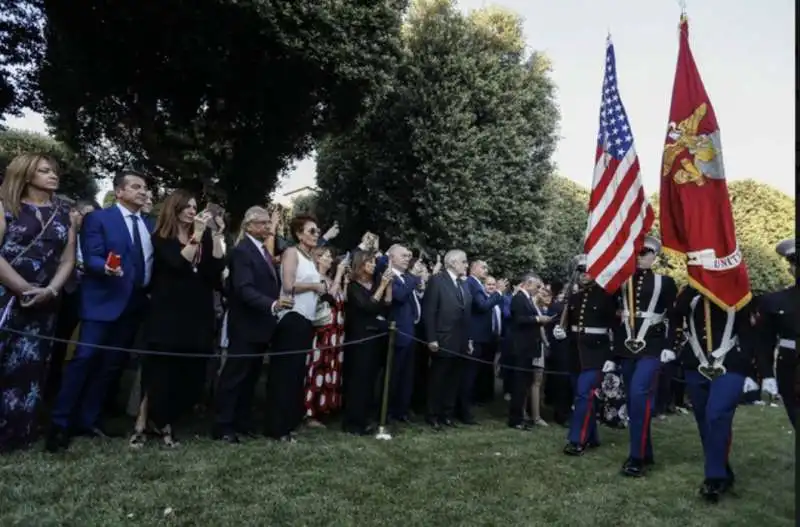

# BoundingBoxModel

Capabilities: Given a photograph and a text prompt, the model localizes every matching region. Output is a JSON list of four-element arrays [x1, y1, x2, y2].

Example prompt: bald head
[[388, 244, 411, 272]]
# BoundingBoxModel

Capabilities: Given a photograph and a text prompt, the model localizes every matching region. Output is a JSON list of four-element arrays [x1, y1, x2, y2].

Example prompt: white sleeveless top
[[282, 249, 320, 321]]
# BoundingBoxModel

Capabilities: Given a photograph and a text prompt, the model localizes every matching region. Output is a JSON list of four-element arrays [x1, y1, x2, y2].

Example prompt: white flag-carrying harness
[[621, 274, 664, 353], [687, 294, 737, 380]]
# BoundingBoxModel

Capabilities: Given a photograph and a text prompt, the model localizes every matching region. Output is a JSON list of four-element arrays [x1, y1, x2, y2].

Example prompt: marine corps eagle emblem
[[661, 103, 725, 186]]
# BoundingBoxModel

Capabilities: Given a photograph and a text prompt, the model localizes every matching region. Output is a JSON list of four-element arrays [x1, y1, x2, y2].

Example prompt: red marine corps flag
[[659, 14, 751, 310]]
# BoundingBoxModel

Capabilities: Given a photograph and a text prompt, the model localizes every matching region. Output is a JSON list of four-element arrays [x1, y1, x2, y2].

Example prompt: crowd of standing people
[[0, 155, 795, 505]]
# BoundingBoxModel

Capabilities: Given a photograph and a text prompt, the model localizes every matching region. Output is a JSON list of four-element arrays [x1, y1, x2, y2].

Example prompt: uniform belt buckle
[[698, 363, 726, 381], [624, 339, 645, 353]]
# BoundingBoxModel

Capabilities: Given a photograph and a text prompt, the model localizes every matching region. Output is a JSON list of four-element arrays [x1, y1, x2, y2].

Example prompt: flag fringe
[[661, 245, 752, 311]]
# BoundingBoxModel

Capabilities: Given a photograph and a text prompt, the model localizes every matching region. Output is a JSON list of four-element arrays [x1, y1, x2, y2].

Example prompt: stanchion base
[[374, 426, 392, 440]]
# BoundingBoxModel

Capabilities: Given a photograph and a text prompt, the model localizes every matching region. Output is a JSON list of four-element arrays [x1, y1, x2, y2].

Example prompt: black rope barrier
[[0, 326, 388, 359]]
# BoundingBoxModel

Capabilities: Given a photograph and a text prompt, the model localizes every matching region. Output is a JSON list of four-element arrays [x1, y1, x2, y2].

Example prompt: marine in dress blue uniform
[[669, 284, 772, 502], [755, 239, 797, 429], [613, 236, 678, 477], [554, 255, 619, 456]]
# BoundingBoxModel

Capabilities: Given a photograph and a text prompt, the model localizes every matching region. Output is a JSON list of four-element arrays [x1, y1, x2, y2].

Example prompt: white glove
[[602, 361, 616, 373], [553, 325, 566, 340], [660, 349, 676, 363], [742, 377, 759, 393], [762, 377, 778, 396]]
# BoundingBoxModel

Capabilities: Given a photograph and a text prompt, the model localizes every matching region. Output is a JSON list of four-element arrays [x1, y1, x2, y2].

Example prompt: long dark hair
[[155, 189, 195, 239], [351, 249, 377, 283]]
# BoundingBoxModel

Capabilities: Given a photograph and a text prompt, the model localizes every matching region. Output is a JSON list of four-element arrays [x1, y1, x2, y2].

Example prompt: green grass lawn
[[1, 404, 794, 527]]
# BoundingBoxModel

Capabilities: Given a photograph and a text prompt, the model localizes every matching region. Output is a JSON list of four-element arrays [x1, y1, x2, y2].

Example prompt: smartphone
[[342, 251, 351, 265], [105, 252, 121, 270]]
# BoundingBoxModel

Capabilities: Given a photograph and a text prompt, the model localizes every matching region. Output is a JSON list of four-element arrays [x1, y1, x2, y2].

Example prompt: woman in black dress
[[130, 190, 225, 447], [342, 250, 392, 435]]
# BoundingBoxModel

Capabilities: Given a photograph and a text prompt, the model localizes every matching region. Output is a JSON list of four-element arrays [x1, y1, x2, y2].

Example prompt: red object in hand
[[106, 252, 121, 270]]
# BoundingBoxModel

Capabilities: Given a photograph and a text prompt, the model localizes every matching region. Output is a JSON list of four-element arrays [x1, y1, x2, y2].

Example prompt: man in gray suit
[[423, 249, 472, 430]]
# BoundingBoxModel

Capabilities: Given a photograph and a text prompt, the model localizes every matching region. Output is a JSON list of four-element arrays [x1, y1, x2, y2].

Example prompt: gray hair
[[443, 249, 467, 270], [387, 244, 406, 257], [521, 272, 541, 286], [236, 206, 269, 242]]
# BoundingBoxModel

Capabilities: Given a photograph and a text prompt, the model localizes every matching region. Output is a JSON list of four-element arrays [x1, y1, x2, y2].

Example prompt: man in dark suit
[[44, 200, 98, 405], [385, 244, 422, 423], [508, 274, 550, 430], [423, 249, 472, 430], [47, 171, 154, 451], [462, 260, 505, 424], [213, 206, 290, 443]]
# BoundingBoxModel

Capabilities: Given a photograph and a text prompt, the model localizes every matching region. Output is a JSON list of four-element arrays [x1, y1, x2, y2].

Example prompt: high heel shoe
[[128, 431, 147, 449], [161, 428, 179, 448]]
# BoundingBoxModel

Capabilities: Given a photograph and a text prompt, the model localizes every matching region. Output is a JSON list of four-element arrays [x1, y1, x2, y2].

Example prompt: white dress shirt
[[116, 203, 154, 286], [393, 267, 421, 324]]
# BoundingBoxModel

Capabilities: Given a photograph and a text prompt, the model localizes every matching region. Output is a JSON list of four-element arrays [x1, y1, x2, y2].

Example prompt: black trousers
[[214, 340, 266, 434], [426, 354, 463, 420], [474, 340, 498, 404], [545, 342, 572, 424], [44, 291, 81, 404], [142, 348, 209, 428], [264, 313, 313, 439], [342, 334, 383, 430], [411, 328, 430, 414], [508, 354, 534, 425]]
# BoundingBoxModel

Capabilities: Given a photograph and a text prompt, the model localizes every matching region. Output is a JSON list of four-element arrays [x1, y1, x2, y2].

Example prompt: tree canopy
[[0, 128, 98, 199], [315, 0, 559, 278], [2, 0, 406, 224]]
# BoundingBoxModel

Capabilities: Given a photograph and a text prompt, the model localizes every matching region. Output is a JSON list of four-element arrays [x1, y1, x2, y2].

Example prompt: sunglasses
[[306, 227, 319, 235]]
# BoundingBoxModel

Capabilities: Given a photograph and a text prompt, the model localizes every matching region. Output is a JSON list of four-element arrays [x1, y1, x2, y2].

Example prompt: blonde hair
[[0, 154, 59, 218], [236, 206, 270, 243]]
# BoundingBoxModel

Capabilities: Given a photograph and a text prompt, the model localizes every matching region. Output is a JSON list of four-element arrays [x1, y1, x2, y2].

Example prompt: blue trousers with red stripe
[[684, 370, 744, 480], [567, 370, 603, 446], [621, 357, 661, 462]]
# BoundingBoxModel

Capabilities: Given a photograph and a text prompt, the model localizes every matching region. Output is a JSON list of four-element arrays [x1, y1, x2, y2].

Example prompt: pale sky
[[2, 0, 795, 201]]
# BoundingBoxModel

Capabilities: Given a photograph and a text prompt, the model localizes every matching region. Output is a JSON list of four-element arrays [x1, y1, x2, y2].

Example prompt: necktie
[[455, 279, 463, 303], [492, 306, 501, 335], [130, 215, 146, 287]]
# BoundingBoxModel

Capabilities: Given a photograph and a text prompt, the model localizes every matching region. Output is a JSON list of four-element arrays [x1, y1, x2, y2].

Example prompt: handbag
[[313, 300, 333, 327]]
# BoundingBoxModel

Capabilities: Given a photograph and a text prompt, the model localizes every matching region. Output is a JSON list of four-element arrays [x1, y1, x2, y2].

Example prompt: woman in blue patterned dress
[[0, 154, 75, 452]]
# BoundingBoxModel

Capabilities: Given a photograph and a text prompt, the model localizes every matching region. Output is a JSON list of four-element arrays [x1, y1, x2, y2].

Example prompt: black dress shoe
[[621, 457, 645, 478], [699, 479, 724, 503], [424, 418, 441, 431], [212, 431, 240, 444], [563, 443, 585, 456], [44, 426, 70, 453], [278, 435, 297, 443], [235, 428, 259, 440], [508, 423, 532, 431]]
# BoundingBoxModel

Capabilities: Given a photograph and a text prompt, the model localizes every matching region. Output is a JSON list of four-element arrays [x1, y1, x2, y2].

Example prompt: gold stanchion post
[[375, 321, 396, 440]]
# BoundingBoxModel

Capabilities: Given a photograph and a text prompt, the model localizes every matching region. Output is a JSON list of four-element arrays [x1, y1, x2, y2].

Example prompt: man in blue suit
[[46, 170, 154, 451], [385, 244, 422, 423], [460, 260, 505, 424]]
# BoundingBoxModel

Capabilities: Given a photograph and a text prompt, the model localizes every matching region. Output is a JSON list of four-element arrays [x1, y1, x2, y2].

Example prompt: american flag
[[583, 37, 654, 293]]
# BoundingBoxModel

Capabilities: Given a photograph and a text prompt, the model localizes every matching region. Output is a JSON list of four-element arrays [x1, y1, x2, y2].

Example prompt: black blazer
[[510, 291, 544, 360], [227, 237, 280, 344], [145, 231, 225, 350], [423, 271, 472, 357]]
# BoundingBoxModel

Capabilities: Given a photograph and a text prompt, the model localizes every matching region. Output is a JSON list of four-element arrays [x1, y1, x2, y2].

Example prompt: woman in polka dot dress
[[304, 247, 347, 427]]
